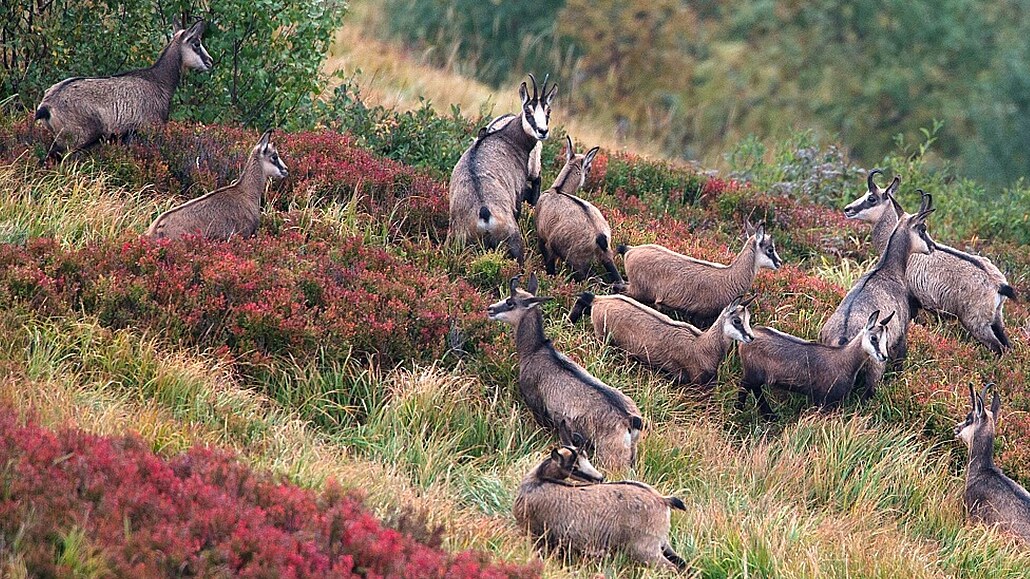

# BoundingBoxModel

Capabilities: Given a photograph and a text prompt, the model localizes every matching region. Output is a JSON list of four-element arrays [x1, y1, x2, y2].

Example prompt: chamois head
[[720, 295, 756, 344], [173, 18, 213, 72], [252, 129, 288, 180], [861, 310, 893, 363], [890, 190, 937, 255], [519, 74, 558, 141], [955, 383, 1000, 449], [557, 135, 600, 191], [487, 273, 552, 325], [538, 445, 605, 484], [745, 222, 783, 270], [844, 169, 900, 222]]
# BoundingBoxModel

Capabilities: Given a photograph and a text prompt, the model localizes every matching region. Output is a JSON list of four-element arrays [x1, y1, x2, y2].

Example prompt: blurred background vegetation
[[377, 0, 1029, 188]]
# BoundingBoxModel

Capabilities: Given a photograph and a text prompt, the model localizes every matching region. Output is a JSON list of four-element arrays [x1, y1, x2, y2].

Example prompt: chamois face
[[751, 225, 783, 270], [720, 297, 755, 344], [519, 74, 558, 141], [254, 130, 288, 180], [177, 20, 213, 72], [844, 170, 899, 222], [562, 136, 600, 189], [955, 384, 1000, 449], [549, 446, 605, 483], [860, 310, 893, 363], [487, 274, 551, 325]]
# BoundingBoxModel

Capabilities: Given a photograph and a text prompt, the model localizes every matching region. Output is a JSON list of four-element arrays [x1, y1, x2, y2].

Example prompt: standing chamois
[[739, 310, 892, 417], [955, 384, 1030, 542], [35, 18, 213, 160], [484, 113, 544, 205], [618, 222, 782, 326], [146, 130, 287, 241], [488, 274, 643, 471], [820, 190, 936, 398], [514, 444, 688, 572], [845, 170, 1016, 355], [448, 74, 557, 264], [569, 293, 755, 387], [534, 136, 621, 283]]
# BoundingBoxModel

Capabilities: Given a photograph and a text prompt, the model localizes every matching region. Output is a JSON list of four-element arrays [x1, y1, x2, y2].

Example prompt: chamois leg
[[506, 234, 526, 267], [662, 543, 689, 571], [859, 363, 885, 401], [628, 540, 678, 572], [739, 373, 776, 418], [599, 254, 624, 285], [964, 311, 1007, 356]]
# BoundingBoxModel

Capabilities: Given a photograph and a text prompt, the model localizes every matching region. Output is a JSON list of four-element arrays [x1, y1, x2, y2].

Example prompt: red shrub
[[0, 409, 540, 578]]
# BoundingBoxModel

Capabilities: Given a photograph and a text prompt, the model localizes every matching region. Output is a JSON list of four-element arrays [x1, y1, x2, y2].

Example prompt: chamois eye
[[733, 319, 742, 327]]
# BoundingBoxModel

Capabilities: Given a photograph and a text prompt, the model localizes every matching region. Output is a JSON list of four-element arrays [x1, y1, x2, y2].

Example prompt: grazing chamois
[[514, 444, 688, 572], [146, 130, 287, 241], [569, 293, 755, 387], [35, 18, 212, 159], [845, 170, 1015, 355], [488, 274, 643, 471], [820, 190, 936, 397], [955, 384, 1030, 542], [618, 222, 782, 326], [739, 310, 892, 417], [534, 136, 620, 283], [448, 74, 557, 264]]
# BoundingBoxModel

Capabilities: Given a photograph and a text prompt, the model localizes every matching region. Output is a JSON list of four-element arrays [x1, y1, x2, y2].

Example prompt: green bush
[[1, 0, 345, 128]]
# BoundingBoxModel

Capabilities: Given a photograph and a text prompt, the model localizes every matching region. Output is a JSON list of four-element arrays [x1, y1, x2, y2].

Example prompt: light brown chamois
[[35, 18, 212, 159], [955, 384, 1030, 542], [845, 170, 1016, 355], [534, 136, 621, 283], [820, 191, 936, 398], [448, 74, 557, 265], [569, 292, 755, 387], [618, 222, 782, 326], [146, 130, 287, 241], [513, 445, 688, 572], [739, 310, 892, 417], [488, 274, 643, 471]]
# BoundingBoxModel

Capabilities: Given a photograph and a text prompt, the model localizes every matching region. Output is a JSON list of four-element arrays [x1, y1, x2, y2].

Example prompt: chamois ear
[[968, 383, 977, 409], [258, 129, 273, 149], [544, 81, 558, 105], [186, 18, 205, 37], [584, 146, 600, 168], [550, 448, 564, 463], [885, 175, 900, 198], [729, 295, 742, 309], [744, 220, 755, 237], [570, 431, 586, 448], [526, 272, 539, 294], [886, 191, 905, 218], [754, 223, 765, 240], [990, 386, 1001, 418], [865, 310, 881, 330], [916, 190, 936, 220], [519, 82, 530, 106], [880, 310, 895, 327], [565, 135, 574, 163], [476, 126, 488, 140], [740, 294, 757, 307]]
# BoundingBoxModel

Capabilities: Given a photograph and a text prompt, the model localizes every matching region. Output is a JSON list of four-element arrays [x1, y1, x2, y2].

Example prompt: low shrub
[[0, 409, 540, 578]]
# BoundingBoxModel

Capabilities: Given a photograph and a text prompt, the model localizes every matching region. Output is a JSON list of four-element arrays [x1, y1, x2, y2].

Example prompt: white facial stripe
[[533, 104, 548, 132], [575, 454, 603, 481]]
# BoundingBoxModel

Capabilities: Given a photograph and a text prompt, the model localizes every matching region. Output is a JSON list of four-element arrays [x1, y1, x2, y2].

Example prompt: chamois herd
[[28, 17, 1028, 570]]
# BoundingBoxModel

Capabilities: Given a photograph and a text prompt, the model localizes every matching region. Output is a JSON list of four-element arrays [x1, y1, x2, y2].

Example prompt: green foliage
[[0, 0, 346, 128]]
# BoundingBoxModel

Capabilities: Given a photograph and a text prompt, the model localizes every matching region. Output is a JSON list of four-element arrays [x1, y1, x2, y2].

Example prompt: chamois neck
[[698, 319, 732, 357], [723, 240, 759, 296], [551, 163, 582, 195], [877, 225, 912, 276], [968, 432, 997, 472], [499, 112, 540, 154], [144, 37, 183, 97], [871, 208, 899, 252], [514, 307, 549, 357], [234, 155, 268, 203], [843, 333, 873, 367]]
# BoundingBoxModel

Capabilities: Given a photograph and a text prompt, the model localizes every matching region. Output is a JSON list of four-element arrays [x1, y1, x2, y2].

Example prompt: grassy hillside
[[1, 72, 1029, 577]]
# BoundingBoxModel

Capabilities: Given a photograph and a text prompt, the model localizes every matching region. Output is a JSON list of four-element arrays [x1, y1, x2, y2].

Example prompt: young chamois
[[146, 130, 287, 240], [485, 113, 544, 205], [845, 170, 1016, 355], [488, 274, 643, 471], [448, 74, 557, 264], [569, 293, 755, 387], [820, 191, 936, 397], [534, 136, 621, 283], [618, 222, 782, 326], [739, 310, 892, 417], [35, 18, 213, 160], [513, 444, 688, 571], [955, 384, 1030, 542]]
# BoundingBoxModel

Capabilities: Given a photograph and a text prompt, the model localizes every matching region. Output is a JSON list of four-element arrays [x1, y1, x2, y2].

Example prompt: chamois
[[488, 274, 643, 471], [513, 445, 688, 571], [534, 136, 620, 283], [146, 130, 287, 241], [739, 310, 892, 417], [820, 191, 936, 397], [35, 19, 213, 159], [618, 223, 782, 326], [448, 74, 557, 264], [569, 293, 754, 387], [955, 384, 1030, 542], [485, 113, 543, 205], [845, 171, 1016, 355]]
